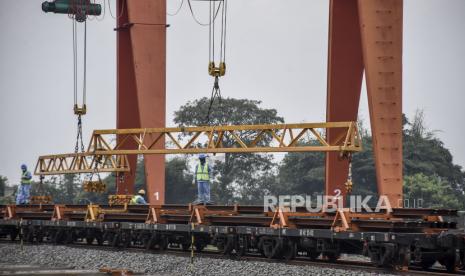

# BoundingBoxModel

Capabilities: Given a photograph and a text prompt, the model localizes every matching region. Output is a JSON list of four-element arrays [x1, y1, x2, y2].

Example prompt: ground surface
[[0, 243, 398, 276]]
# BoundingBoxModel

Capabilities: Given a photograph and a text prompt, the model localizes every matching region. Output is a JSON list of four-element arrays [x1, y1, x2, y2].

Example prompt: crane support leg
[[117, 0, 167, 204], [359, 0, 403, 207], [326, 0, 364, 200], [326, 0, 403, 207]]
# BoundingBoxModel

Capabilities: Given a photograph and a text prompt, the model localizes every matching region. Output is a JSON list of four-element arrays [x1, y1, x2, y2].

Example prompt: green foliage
[[273, 110, 465, 209], [174, 97, 284, 127], [0, 176, 7, 197], [404, 111, 465, 193], [29, 100, 463, 209], [404, 173, 461, 209], [350, 135, 377, 196], [0, 176, 12, 204], [174, 97, 284, 204], [165, 157, 196, 203], [273, 150, 324, 196]]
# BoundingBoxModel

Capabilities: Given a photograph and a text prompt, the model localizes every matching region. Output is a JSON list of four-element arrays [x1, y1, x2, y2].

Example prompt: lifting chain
[[38, 175, 45, 196], [204, 0, 228, 125], [75, 114, 85, 153], [83, 155, 105, 193], [204, 76, 222, 124], [344, 154, 353, 194]]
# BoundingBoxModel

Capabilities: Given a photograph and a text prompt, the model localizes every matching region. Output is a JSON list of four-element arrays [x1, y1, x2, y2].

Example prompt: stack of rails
[[0, 204, 463, 272]]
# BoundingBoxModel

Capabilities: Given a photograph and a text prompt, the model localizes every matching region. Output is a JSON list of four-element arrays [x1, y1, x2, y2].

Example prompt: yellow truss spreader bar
[[34, 153, 130, 176], [88, 121, 362, 155]]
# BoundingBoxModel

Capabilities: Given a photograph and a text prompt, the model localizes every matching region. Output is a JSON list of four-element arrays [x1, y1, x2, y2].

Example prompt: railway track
[[0, 204, 464, 274], [1, 239, 463, 276]]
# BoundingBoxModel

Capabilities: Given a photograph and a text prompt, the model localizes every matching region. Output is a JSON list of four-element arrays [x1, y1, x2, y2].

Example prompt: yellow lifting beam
[[34, 122, 361, 176], [88, 121, 362, 155], [34, 152, 130, 176]]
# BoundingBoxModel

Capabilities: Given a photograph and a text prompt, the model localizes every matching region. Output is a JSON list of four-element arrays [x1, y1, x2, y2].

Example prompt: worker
[[130, 189, 148, 205], [193, 154, 213, 205], [16, 164, 32, 205]]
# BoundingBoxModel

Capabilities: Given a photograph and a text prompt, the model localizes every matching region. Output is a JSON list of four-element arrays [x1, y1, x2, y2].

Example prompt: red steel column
[[325, 0, 364, 199], [116, 0, 139, 195], [117, 0, 166, 204], [358, 0, 403, 207]]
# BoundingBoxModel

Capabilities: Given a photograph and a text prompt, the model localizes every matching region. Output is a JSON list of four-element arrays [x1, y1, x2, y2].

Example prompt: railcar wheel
[[222, 235, 235, 256], [282, 239, 296, 261], [10, 229, 18, 241], [146, 234, 157, 250], [85, 229, 95, 245], [307, 249, 320, 260], [24, 229, 34, 243], [86, 236, 94, 245], [111, 233, 121, 247], [261, 237, 283, 259], [65, 231, 75, 244], [194, 239, 205, 253], [95, 232, 104, 246], [36, 231, 44, 243], [235, 235, 248, 257], [121, 231, 132, 248], [158, 235, 168, 250], [419, 256, 436, 269], [323, 252, 340, 262], [181, 242, 191, 251], [52, 229, 65, 244], [442, 253, 459, 273]]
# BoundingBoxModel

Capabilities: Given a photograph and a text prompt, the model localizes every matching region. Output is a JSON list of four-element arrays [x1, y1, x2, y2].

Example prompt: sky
[[1, 0, 464, 185]]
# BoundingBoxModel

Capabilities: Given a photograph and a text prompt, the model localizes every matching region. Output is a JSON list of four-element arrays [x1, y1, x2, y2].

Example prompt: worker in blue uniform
[[130, 189, 148, 205], [193, 154, 213, 205], [16, 164, 32, 205]]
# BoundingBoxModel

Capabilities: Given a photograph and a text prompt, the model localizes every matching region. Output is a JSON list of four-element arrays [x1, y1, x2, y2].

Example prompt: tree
[[51, 174, 80, 204], [0, 176, 7, 197], [275, 122, 377, 197], [275, 110, 465, 207], [273, 149, 324, 196], [404, 173, 461, 209], [165, 157, 196, 203], [174, 97, 284, 204], [404, 110, 465, 194]]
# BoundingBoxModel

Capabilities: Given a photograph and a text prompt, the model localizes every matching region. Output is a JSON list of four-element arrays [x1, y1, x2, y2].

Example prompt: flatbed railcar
[[0, 204, 463, 273]]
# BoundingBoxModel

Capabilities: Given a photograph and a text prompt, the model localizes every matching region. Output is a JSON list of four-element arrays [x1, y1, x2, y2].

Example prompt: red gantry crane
[[40, 0, 403, 207]]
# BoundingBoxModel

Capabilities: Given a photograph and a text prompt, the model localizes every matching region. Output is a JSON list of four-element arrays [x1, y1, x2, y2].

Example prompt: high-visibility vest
[[21, 171, 32, 185], [196, 162, 210, 181], [130, 195, 143, 205]]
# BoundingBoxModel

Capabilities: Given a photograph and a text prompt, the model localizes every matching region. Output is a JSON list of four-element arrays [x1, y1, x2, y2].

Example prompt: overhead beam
[[87, 122, 362, 155], [34, 153, 130, 176]]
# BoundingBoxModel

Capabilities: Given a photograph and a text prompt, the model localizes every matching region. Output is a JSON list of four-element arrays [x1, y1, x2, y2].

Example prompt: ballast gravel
[[0, 243, 397, 276]]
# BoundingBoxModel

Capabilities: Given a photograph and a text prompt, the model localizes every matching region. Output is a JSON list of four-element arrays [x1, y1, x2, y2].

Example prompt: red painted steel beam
[[117, 0, 139, 195], [325, 0, 364, 199], [117, 0, 167, 204], [358, 0, 403, 207], [326, 0, 403, 207]]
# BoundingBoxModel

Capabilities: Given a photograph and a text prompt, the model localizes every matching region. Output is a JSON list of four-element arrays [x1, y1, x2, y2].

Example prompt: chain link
[[204, 76, 222, 125], [74, 115, 85, 153]]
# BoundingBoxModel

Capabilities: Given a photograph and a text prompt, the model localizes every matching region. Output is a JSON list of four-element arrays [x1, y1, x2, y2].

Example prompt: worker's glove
[[192, 179, 196, 186]]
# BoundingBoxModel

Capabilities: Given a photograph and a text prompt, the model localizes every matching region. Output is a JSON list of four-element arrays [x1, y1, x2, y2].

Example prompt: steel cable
[[167, 0, 185, 16], [187, 0, 222, 26], [107, 0, 125, 20]]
